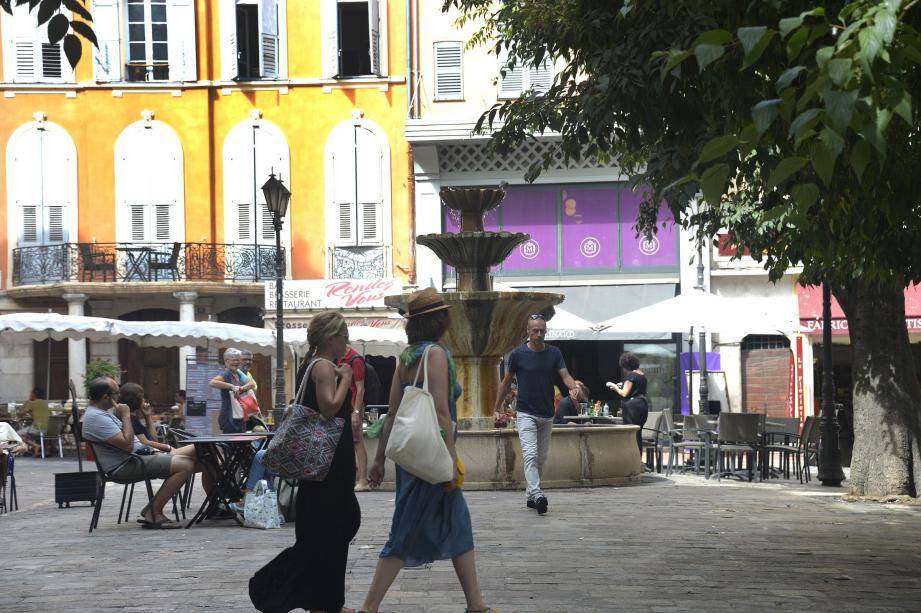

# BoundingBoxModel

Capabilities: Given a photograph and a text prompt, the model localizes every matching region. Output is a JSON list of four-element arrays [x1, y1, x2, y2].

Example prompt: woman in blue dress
[[361, 288, 494, 613]]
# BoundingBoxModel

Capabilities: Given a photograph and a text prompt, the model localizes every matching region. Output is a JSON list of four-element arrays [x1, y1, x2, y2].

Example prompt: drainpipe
[[406, 0, 413, 117]]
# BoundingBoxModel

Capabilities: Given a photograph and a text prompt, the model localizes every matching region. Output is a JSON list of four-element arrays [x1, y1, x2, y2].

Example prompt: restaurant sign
[[265, 279, 401, 311]]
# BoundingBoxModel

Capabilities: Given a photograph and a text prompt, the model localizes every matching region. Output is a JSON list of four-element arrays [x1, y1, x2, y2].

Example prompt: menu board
[[184, 359, 224, 436]]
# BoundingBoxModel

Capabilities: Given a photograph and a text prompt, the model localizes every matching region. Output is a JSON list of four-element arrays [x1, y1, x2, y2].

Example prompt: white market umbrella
[[593, 290, 798, 336], [0, 312, 118, 342], [544, 307, 597, 341], [111, 319, 277, 354], [286, 324, 407, 358]]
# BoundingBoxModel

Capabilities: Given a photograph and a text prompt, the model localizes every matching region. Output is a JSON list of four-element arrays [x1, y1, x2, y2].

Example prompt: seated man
[[82, 376, 201, 529], [17, 387, 50, 457]]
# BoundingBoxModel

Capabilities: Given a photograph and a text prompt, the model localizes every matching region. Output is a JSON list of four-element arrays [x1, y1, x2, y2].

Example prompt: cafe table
[[176, 432, 273, 528], [561, 415, 623, 425]]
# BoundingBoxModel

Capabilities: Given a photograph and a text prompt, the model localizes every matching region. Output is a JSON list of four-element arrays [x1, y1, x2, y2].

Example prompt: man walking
[[494, 313, 579, 515]]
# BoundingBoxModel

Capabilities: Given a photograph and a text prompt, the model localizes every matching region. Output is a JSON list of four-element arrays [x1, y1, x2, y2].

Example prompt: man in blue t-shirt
[[494, 313, 578, 515]]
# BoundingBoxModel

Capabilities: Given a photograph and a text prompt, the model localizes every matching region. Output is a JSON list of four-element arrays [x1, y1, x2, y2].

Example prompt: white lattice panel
[[437, 141, 613, 174]]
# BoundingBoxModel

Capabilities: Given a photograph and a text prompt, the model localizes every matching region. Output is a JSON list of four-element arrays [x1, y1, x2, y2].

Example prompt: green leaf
[[752, 99, 783, 134], [787, 28, 810, 61], [813, 130, 843, 186], [826, 58, 853, 87], [875, 9, 897, 44], [766, 157, 807, 190], [695, 43, 726, 71], [859, 25, 883, 64], [662, 49, 692, 74], [776, 66, 805, 91], [743, 30, 775, 69], [762, 205, 787, 222], [737, 26, 768, 56], [47, 12, 68, 44], [698, 135, 740, 164], [779, 16, 803, 39], [62, 0, 92, 22], [694, 29, 733, 46], [892, 90, 912, 124], [37, 0, 61, 26], [791, 183, 820, 210], [70, 19, 97, 48], [823, 90, 857, 130], [815, 46, 834, 70], [819, 126, 845, 158], [849, 138, 871, 181], [62, 32, 81, 70], [699, 163, 730, 204], [789, 108, 822, 139]]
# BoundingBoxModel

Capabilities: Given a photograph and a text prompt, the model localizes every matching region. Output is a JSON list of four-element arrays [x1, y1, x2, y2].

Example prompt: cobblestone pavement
[[2, 457, 920, 612]]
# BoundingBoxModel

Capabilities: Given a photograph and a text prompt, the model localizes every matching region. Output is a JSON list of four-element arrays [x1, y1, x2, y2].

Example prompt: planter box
[[54, 471, 98, 508]]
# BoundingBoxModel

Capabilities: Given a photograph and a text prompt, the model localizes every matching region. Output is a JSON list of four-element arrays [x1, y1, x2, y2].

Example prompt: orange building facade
[[0, 0, 411, 406]]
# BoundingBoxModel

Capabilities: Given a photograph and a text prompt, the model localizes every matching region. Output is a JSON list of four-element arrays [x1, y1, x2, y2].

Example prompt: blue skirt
[[379, 465, 474, 567]]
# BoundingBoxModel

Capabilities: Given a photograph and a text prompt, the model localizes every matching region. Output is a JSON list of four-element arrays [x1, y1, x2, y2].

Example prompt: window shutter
[[92, 0, 122, 82], [41, 43, 63, 79], [368, 0, 381, 76], [155, 205, 171, 240], [498, 51, 523, 98], [236, 202, 252, 241], [220, 0, 239, 80], [47, 207, 65, 242], [167, 0, 197, 81], [261, 205, 274, 241], [131, 205, 147, 241], [22, 207, 39, 244], [331, 135, 357, 246], [259, 0, 279, 79], [434, 41, 462, 101], [356, 127, 383, 246], [528, 57, 553, 93], [320, 0, 339, 79], [14, 40, 38, 82]]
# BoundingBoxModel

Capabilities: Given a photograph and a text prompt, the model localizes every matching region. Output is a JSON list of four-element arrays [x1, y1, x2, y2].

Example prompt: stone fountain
[[374, 187, 642, 490]]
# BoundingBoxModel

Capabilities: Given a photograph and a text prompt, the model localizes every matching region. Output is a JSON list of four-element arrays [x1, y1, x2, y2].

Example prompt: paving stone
[[2, 457, 921, 611]]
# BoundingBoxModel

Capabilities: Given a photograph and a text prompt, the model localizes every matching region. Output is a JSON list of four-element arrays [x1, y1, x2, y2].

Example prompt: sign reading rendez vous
[[265, 279, 400, 311]]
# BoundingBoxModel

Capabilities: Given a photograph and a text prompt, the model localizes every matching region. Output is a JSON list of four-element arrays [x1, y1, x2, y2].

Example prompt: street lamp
[[818, 281, 845, 486], [262, 172, 291, 416]]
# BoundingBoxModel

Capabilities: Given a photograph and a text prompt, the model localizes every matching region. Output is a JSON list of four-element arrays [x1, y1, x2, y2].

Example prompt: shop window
[[741, 335, 791, 350]]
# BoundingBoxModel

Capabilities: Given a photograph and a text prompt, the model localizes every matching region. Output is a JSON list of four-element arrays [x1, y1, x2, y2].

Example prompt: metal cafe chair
[[40, 414, 68, 459], [713, 413, 763, 482]]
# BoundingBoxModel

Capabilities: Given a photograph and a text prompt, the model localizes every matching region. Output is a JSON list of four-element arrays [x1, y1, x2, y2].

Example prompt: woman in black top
[[608, 352, 648, 453], [249, 311, 359, 613]]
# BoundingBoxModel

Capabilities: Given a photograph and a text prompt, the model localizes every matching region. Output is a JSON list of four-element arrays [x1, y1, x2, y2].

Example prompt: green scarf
[[400, 341, 462, 420]]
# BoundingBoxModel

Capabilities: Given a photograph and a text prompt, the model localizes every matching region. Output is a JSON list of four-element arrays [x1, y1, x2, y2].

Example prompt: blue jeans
[[516, 412, 553, 500], [245, 449, 276, 491]]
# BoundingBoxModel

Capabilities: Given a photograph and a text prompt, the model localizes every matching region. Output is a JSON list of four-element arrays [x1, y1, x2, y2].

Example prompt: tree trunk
[[836, 279, 921, 497]]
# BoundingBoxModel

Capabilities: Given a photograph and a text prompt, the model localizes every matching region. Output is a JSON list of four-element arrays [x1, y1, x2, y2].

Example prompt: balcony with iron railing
[[11, 242, 284, 286]]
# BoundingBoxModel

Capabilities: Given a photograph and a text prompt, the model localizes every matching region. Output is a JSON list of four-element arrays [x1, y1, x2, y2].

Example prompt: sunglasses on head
[[529, 313, 546, 320]]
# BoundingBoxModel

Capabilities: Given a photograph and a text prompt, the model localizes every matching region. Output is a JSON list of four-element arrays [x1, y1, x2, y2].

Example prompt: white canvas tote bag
[[384, 345, 455, 484]]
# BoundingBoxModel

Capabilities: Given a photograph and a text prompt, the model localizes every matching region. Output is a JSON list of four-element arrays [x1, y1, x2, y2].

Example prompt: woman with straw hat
[[360, 288, 495, 613]]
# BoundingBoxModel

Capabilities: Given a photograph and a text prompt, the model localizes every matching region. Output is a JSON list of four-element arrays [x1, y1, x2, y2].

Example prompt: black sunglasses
[[529, 313, 546, 320]]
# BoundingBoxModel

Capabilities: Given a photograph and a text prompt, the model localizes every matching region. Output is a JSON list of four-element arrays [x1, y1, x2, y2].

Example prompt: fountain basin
[[364, 425, 643, 490], [417, 232, 529, 292]]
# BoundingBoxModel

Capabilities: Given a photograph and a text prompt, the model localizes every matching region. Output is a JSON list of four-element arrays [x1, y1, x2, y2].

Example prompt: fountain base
[[363, 425, 643, 491]]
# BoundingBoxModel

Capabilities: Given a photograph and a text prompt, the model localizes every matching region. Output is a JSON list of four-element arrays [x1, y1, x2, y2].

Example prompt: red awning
[[798, 284, 921, 335]]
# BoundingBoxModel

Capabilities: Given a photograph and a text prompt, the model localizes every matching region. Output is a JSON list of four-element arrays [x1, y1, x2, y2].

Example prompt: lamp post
[[818, 281, 845, 486], [262, 172, 291, 415]]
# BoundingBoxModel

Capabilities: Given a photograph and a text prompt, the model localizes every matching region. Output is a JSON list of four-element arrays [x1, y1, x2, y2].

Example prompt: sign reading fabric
[[265, 278, 401, 311]]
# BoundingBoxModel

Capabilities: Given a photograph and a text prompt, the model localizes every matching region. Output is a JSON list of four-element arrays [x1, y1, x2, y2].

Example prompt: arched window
[[325, 119, 390, 248], [6, 121, 78, 248], [114, 121, 185, 243], [223, 119, 291, 248]]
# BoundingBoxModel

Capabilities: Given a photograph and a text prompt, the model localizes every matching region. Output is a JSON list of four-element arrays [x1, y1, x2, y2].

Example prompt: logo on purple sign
[[639, 235, 660, 256], [579, 237, 601, 259], [519, 239, 540, 260]]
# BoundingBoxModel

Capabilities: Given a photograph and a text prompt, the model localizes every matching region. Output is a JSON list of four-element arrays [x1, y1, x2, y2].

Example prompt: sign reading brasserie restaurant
[[265, 279, 401, 311]]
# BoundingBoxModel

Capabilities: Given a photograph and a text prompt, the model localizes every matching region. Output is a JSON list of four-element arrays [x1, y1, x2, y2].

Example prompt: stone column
[[174, 291, 198, 391], [63, 293, 88, 396]]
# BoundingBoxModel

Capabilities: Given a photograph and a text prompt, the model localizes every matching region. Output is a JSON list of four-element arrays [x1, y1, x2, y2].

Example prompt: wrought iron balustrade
[[11, 242, 284, 286]]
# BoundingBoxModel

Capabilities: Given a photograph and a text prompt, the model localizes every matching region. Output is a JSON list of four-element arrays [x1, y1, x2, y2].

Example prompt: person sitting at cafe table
[[81, 377, 209, 529], [1, 420, 28, 455], [553, 381, 590, 424], [121, 383, 173, 454], [17, 387, 50, 457]]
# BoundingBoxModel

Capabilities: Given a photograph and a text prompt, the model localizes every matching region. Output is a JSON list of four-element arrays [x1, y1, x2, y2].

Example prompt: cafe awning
[[797, 284, 921, 335]]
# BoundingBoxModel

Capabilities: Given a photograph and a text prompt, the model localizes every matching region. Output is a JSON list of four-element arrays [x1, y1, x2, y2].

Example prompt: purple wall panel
[[560, 186, 619, 270], [500, 188, 558, 271], [620, 188, 679, 268]]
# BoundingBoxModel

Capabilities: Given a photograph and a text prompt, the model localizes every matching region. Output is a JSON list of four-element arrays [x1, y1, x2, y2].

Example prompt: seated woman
[[553, 381, 590, 424]]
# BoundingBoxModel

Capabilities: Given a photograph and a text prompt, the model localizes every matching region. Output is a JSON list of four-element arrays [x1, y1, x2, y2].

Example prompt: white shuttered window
[[498, 51, 553, 99], [434, 41, 463, 101], [327, 122, 388, 247], [1, 4, 71, 83]]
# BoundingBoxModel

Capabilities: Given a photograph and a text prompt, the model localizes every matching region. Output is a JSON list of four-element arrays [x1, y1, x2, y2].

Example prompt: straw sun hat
[[404, 287, 451, 318]]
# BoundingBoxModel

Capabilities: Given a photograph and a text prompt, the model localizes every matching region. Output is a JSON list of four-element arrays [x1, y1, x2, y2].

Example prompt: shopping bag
[[243, 480, 280, 529], [238, 390, 261, 421], [263, 359, 345, 481], [384, 345, 454, 484], [366, 416, 386, 439]]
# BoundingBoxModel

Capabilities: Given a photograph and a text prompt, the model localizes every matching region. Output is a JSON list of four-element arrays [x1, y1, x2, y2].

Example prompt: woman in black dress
[[608, 351, 648, 453], [250, 311, 360, 613]]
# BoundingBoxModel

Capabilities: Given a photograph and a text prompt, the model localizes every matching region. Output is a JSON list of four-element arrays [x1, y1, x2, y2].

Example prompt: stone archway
[[117, 308, 179, 410]]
